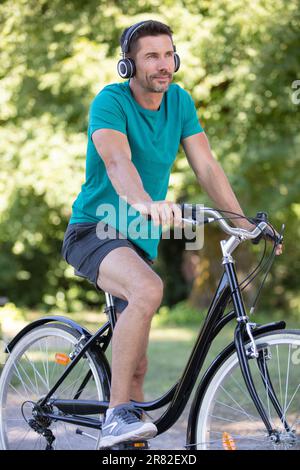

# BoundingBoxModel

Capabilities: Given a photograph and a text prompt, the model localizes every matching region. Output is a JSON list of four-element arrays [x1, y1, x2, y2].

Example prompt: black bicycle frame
[[38, 261, 285, 436]]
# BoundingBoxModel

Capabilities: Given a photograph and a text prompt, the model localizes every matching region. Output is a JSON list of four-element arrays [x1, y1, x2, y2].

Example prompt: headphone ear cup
[[117, 58, 136, 78], [174, 53, 180, 73]]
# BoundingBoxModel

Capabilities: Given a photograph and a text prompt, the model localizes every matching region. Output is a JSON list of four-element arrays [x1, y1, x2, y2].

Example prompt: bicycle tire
[[0, 323, 110, 450], [192, 329, 300, 450]]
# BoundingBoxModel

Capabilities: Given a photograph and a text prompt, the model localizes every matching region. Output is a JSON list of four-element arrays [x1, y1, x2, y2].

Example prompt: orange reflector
[[132, 442, 146, 448], [222, 432, 237, 450], [55, 353, 71, 366]]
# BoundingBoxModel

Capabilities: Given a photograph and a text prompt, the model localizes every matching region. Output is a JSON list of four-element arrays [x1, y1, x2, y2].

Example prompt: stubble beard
[[144, 74, 173, 93]]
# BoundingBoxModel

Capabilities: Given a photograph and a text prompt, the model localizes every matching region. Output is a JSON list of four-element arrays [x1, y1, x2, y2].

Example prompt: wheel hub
[[31, 401, 53, 429], [270, 430, 297, 449]]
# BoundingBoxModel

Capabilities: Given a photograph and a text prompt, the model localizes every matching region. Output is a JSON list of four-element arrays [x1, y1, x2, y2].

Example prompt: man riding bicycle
[[61, 19, 282, 449]]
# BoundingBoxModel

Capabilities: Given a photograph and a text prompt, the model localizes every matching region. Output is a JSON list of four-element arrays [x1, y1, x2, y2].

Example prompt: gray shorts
[[61, 222, 154, 313]]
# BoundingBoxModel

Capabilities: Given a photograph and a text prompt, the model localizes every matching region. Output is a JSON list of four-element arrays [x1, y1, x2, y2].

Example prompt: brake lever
[[278, 223, 285, 245], [251, 211, 284, 246], [263, 223, 285, 246]]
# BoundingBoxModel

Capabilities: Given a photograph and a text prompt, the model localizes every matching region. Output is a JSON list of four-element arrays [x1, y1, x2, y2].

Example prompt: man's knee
[[129, 274, 164, 316]]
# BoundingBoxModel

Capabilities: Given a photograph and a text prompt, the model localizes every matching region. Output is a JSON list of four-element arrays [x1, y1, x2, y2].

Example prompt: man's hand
[[268, 224, 283, 255], [235, 220, 283, 256], [132, 201, 183, 228]]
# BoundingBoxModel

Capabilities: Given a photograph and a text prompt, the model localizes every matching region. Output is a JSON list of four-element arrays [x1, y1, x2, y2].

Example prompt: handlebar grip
[[251, 212, 268, 245], [180, 203, 210, 224], [264, 225, 283, 245], [146, 204, 210, 225], [251, 212, 283, 245]]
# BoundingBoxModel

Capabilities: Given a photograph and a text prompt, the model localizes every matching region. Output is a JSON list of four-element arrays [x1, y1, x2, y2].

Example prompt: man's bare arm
[[182, 132, 283, 254], [182, 132, 252, 229], [92, 129, 152, 206], [92, 129, 181, 226]]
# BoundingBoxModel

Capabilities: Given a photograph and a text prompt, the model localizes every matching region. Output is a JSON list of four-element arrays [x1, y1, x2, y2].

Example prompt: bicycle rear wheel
[[194, 330, 300, 450], [0, 323, 110, 450]]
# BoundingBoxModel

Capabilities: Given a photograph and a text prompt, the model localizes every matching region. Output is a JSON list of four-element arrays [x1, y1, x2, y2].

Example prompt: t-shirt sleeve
[[181, 90, 203, 140], [89, 90, 127, 140]]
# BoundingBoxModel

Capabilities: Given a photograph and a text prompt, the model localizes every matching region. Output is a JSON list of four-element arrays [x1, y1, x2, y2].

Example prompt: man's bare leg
[[97, 247, 163, 408], [116, 312, 148, 403]]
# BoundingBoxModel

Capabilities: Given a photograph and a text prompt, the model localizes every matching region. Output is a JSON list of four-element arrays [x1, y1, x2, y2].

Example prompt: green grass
[[79, 308, 298, 400], [2, 307, 299, 401]]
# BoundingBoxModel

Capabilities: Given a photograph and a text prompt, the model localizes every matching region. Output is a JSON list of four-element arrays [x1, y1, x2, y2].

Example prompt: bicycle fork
[[234, 322, 291, 441], [224, 259, 291, 442], [256, 347, 291, 433]]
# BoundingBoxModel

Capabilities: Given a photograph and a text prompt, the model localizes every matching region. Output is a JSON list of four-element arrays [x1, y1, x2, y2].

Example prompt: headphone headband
[[122, 21, 149, 55]]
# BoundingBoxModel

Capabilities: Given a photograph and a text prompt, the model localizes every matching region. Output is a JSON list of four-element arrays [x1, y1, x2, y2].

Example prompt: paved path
[[144, 404, 191, 451]]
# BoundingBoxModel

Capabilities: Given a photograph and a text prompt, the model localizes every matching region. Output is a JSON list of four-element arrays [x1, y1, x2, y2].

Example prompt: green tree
[[0, 0, 299, 317]]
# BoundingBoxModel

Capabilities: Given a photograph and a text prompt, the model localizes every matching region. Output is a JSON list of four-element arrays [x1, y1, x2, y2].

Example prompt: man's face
[[132, 35, 175, 93]]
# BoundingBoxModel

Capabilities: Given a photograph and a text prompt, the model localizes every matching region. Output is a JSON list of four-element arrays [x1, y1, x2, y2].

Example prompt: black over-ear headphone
[[117, 20, 180, 79]]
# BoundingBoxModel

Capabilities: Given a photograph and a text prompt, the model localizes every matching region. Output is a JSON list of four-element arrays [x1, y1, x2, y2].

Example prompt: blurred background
[[0, 0, 299, 336]]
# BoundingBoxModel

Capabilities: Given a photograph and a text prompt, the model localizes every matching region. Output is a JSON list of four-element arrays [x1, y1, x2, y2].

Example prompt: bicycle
[[0, 205, 299, 450]]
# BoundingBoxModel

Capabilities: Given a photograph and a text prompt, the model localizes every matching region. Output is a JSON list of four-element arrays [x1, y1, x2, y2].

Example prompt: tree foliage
[[0, 0, 299, 315]]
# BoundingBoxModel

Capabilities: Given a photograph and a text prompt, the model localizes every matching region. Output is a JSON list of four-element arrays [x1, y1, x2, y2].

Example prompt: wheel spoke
[[209, 413, 238, 424], [284, 384, 300, 417], [230, 373, 250, 398], [0, 327, 105, 449], [39, 339, 50, 390], [194, 431, 269, 448], [277, 345, 283, 406], [209, 429, 267, 442], [11, 362, 36, 398], [23, 351, 50, 391], [62, 422, 74, 450], [197, 333, 300, 450], [215, 399, 258, 421], [289, 409, 300, 431], [15, 427, 33, 450], [8, 382, 28, 401], [254, 356, 274, 428], [219, 384, 256, 422], [283, 344, 291, 422]]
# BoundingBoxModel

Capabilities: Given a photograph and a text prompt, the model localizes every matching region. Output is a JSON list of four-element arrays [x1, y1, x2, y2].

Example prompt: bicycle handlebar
[[180, 204, 283, 245], [145, 203, 283, 245]]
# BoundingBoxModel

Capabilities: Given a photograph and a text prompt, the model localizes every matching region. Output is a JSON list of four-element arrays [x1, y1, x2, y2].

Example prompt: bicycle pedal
[[109, 440, 149, 450]]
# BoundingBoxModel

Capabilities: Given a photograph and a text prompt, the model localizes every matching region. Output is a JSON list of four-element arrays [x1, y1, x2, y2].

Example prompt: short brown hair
[[120, 20, 174, 57]]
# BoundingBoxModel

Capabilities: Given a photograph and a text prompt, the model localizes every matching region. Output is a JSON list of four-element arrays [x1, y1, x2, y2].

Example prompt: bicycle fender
[[5, 315, 92, 353], [186, 320, 286, 449]]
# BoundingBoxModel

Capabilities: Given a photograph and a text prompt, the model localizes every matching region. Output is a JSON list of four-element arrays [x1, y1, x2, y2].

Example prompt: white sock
[[105, 407, 115, 421]]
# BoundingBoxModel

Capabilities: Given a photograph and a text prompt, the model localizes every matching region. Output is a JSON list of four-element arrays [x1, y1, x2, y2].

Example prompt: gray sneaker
[[99, 403, 157, 449]]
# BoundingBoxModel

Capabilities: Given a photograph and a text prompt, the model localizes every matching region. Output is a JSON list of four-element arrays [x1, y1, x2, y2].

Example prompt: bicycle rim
[[195, 330, 300, 450], [0, 324, 107, 450]]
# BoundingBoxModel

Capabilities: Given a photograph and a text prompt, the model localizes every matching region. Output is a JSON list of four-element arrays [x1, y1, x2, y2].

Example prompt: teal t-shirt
[[70, 79, 203, 260]]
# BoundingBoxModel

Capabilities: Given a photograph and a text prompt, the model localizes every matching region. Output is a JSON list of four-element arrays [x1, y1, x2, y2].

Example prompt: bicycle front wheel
[[0, 323, 110, 450], [194, 330, 300, 450]]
